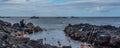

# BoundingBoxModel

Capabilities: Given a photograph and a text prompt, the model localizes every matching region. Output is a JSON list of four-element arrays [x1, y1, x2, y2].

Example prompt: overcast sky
[[0, 0, 120, 17]]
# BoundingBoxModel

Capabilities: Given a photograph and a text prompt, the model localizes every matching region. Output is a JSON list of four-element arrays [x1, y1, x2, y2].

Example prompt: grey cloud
[[55, 0, 120, 12], [0, 0, 30, 4], [0, 0, 119, 16], [0, 0, 9, 2]]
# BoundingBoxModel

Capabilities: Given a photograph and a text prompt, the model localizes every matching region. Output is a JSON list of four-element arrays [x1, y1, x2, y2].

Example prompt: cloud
[[0, 0, 120, 16], [0, 0, 28, 3], [0, 0, 41, 4], [56, 0, 120, 12]]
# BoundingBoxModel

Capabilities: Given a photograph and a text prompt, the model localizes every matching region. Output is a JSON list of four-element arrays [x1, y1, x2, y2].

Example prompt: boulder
[[4, 22, 11, 27], [101, 25, 117, 30], [28, 40, 43, 48], [18, 44, 32, 48], [12, 23, 20, 29], [0, 39, 4, 48], [0, 20, 11, 26], [0, 32, 8, 40], [26, 23, 34, 28], [33, 26, 43, 32], [24, 29, 33, 34], [8, 37, 30, 44], [112, 39, 120, 48], [24, 23, 43, 34]]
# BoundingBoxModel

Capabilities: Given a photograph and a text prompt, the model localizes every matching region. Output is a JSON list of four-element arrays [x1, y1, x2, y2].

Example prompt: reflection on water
[[25, 30, 83, 48], [0, 17, 120, 48]]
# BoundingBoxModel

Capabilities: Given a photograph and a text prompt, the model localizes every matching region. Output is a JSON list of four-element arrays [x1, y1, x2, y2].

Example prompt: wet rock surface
[[0, 20, 47, 48], [12, 22, 43, 34], [0, 20, 44, 48], [64, 23, 120, 48], [0, 20, 72, 48]]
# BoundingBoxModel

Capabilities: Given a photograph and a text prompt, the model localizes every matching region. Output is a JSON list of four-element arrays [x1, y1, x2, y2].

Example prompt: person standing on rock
[[19, 18, 25, 38]]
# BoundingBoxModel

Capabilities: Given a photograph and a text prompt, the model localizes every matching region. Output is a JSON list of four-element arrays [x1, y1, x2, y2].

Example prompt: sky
[[0, 0, 120, 17]]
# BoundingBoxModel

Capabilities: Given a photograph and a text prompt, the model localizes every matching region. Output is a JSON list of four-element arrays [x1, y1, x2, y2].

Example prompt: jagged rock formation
[[64, 23, 120, 48]]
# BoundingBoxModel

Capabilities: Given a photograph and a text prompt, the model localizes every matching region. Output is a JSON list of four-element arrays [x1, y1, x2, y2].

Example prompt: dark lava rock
[[24, 29, 33, 34], [112, 39, 120, 48], [64, 23, 120, 47], [28, 40, 44, 48], [24, 23, 43, 34], [33, 26, 43, 32], [24, 25, 43, 34], [101, 25, 118, 30], [0, 20, 11, 26], [11, 20, 43, 34], [8, 37, 30, 44], [26, 22, 34, 27], [12, 23, 20, 29], [0, 39, 4, 48], [18, 44, 32, 48], [0, 32, 8, 39]]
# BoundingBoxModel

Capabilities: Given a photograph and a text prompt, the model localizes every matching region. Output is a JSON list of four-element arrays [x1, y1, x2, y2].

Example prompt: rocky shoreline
[[12, 22, 43, 34], [2, 18, 120, 48], [0, 20, 49, 48], [0, 20, 72, 48], [64, 23, 120, 48]]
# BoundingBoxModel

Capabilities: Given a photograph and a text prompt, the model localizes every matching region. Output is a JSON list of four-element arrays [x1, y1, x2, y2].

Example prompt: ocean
[[0, 17, 120, 48]]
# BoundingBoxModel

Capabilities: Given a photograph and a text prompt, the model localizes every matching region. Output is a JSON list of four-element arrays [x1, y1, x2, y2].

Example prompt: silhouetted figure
[[19, 18, 25, 38]]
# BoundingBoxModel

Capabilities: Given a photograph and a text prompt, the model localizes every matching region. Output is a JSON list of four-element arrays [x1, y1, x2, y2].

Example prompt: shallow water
[[0, 17, 120, 48]]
